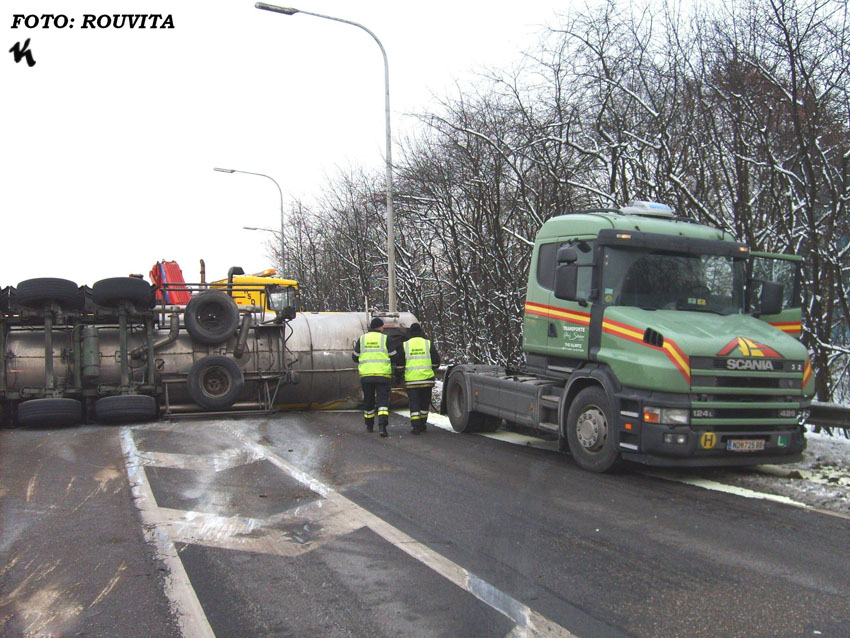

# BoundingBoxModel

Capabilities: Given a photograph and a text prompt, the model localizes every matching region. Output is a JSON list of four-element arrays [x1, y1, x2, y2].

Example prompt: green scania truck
[[442, 201, 814, 472]]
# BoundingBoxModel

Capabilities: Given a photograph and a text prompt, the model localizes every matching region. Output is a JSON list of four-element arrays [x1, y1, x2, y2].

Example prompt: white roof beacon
[[619, 201, 676, 218]]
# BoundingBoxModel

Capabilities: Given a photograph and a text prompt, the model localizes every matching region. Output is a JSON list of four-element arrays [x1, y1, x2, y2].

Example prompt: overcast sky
[[1, 0, 567, 287]]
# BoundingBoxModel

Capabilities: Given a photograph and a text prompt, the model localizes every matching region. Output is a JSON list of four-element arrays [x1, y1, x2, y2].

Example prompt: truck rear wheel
[[565, 386, 620, 473], [446, 372, 499, 433], [187, 355, 244, 411], [17, 398, 82, 427], [95, 394, 158, 424], [93, 277, 155, 309], [16, 278, 83, 310]]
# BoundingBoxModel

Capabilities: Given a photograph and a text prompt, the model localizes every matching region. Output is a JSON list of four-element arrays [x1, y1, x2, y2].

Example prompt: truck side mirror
[[554, 264, 579, 300], [557, 246, 578, 264], [759, 281, 784, 316]]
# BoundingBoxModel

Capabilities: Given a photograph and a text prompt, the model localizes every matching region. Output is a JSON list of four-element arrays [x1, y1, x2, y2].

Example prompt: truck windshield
[[602, 247, 745, 314], [267, 285, 297, 311]]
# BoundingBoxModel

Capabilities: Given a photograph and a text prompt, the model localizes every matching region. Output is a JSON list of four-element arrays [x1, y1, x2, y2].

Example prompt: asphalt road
[[2, 411, 849, 637]]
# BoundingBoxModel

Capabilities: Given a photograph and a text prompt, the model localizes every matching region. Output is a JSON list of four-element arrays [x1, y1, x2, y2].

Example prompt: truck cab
[[444, 202, 814, 472], [211, 269, 300, 317]]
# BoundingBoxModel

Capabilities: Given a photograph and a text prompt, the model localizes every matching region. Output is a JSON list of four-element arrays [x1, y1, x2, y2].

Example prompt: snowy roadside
[[734, 429, 850, 515]]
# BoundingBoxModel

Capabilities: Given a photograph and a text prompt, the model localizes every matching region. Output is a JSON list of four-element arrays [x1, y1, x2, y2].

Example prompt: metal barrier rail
[[805, 401, 850, 438]]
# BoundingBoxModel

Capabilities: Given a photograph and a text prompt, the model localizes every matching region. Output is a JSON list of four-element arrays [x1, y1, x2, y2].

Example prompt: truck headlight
[[643, 406, 690, 425]]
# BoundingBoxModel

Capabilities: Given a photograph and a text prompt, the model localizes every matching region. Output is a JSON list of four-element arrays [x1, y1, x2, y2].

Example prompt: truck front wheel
[[565, 386, 620, 473]]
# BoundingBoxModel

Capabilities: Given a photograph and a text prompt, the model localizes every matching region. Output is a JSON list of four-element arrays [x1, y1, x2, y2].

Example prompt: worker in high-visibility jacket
[[352, 317, 397, 437], [401, 323, 441, 434]]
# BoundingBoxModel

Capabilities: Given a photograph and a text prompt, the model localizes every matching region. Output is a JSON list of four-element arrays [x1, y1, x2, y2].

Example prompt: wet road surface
[[2, 411, 849, 637]]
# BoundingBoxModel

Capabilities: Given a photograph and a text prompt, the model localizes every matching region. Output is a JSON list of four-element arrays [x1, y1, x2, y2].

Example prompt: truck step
[[538, 421, 560, 433], [540, 394, 561, 408]]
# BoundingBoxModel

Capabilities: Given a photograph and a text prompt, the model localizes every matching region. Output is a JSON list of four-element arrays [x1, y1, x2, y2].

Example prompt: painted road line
[[120, 429, 216, 638], [396, 410, 558, 450], [216, 420, 577, 638], [134, 448, 264, 472], [644, 472, 850, 521], [154, 504, 363, 557]]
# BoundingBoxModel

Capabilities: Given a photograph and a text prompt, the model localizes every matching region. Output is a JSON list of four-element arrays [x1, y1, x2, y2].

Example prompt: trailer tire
[[184, 291, 240, 345], [17, 398, 82, 427], [0, 286, 11, 314], [187, 355, 243, 411], [93, 277, 155, 309], [95, 394, 158, 424], [446, 371, 496, 433], [565, 386, 620, 473], [16, 278, 83, 310]]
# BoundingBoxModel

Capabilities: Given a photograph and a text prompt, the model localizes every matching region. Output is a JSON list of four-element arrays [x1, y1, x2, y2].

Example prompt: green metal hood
[[598, 307, 811, 394]]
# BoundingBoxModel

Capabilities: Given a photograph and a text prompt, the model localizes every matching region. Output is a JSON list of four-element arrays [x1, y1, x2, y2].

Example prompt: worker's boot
[[379, 422, 388, 437], [365, 421, 374, 433]]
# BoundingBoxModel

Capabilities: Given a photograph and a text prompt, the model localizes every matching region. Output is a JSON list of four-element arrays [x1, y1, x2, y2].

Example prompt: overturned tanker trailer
[[0, 273, 416, 426]]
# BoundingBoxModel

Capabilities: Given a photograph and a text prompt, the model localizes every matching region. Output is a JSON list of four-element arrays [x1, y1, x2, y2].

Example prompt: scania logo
[[717, 337, 781, 359], [726, 359, 775, 371]]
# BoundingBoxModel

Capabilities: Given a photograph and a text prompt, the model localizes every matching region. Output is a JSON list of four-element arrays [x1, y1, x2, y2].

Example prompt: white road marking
[[216, 420, 576, 638], [395, 410, 557, 449], [134, 449, 264, 472], [120, 429, 216, 638], [124, 419, 577, 637]]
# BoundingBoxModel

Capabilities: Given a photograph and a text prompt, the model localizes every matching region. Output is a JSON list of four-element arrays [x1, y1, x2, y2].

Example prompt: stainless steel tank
[[1, 311, 418, 411]]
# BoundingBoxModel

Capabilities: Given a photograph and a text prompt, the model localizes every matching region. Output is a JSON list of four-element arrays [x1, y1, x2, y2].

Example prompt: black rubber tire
[[17, 398, 82, 427], [187, 355, 244, 410], [16, 278, 83, 310], [184, 291, 240, 345], [95, 394, 158, 424], [446, 372, 492, 433], [565, 386, 620, 473], [476, 414, 502, 433], [92, 277, 155, 309], [0, 286, 10, 313]]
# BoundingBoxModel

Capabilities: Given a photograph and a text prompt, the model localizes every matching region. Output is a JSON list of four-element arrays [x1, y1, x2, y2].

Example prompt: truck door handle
[[548, 322, 557, 338]]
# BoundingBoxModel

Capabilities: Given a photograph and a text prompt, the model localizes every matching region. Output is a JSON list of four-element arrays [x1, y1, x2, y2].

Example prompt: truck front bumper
[[621, 421, 805, 467]]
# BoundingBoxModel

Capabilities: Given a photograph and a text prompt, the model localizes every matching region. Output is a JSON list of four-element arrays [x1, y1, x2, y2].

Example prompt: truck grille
[[688, 357, 805, 430]]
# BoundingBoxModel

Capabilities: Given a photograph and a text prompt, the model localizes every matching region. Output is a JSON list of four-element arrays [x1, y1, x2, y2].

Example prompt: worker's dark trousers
[[407, 385, 433, 431], [361, 378, 391, 431]]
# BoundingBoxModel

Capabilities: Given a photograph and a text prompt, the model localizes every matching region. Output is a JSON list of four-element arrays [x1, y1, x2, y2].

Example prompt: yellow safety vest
[[404, 337, 435, 386], [358, 331, 392, 378]]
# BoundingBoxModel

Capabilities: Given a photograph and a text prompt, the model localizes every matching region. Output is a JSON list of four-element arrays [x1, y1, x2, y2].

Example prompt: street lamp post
[[214, 167, 286, 269], [255, 3, 397, 313]]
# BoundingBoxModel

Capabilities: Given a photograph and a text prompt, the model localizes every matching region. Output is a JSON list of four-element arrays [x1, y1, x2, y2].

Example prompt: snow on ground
[[740, 428, 850, 515]]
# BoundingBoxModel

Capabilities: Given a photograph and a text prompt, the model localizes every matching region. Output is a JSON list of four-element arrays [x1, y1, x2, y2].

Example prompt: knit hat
[[409, 323, 422, 335], [369, 317, 384, 330]]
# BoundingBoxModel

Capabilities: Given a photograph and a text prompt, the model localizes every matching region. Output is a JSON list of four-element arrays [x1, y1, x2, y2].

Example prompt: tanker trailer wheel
[[565, 386, 620, 473], [92, 277, 155, 309], [95, 394, 158, 424], [184, 291, 240, 345], [17, 398, 82, 427], [0, 285, 10, 314], [446, 372, 499, 433], [16, 278, 83, 310], [188, 355, 244, 410]]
